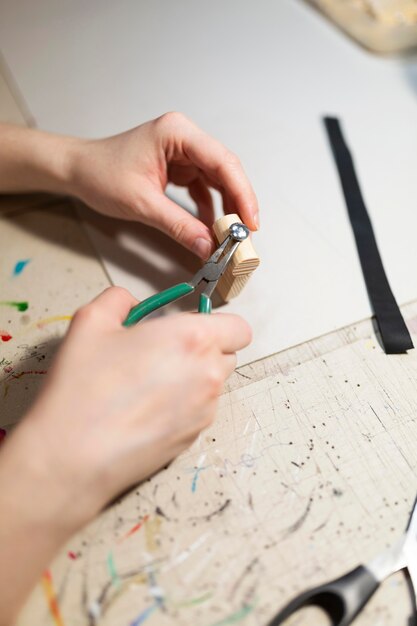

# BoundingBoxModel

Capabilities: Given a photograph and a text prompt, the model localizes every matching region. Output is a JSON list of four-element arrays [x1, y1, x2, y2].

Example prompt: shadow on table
[[0, 335, 62, 431], [0, 193, 223, 312]]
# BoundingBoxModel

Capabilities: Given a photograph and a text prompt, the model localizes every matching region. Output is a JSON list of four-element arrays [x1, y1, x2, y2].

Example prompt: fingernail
[[253, 212, 260, 230], [192, 237, 212, 259]]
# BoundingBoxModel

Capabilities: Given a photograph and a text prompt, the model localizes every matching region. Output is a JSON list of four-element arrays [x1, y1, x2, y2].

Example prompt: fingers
[[221, 353, 238, 377], [171, 312, 252, 354], [178, 118, 259, 231], [204, 313, 252, 353], [71, 286, 139, 331], [144, 190, 214, 259]]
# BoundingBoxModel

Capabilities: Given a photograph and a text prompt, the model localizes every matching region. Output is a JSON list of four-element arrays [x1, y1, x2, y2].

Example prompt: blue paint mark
[[191, 466, 208, 493], [191, 469, 200, 493], [130, 604, 157, 626], [13, 259, 30, 277]]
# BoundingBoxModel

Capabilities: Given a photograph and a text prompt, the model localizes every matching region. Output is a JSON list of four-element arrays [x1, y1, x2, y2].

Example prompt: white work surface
[[1, 0, 417, 363]]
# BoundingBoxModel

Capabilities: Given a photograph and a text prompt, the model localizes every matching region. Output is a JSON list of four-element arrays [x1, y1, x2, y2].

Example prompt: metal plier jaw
[[123, 222, 250, 326], [189, 222, 250, 312]]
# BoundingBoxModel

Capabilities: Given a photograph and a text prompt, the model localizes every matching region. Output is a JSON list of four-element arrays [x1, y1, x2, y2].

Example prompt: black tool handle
[[268, 565, 379, 626]]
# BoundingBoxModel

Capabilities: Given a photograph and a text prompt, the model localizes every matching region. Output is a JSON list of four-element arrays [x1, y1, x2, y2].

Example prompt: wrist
[[0, 123, 86, 197], [0, 415, 93, 540], [0, 414, 92, 625], [30, 130, 86, 197]]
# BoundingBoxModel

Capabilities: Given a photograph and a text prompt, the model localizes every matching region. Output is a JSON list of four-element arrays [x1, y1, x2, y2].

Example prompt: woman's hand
[[1, 286, 251, 528], [0, 115, 258, 256], [70, 112, 259, 259], [1, 115, 259, 256], [0, 287, 251, 624]]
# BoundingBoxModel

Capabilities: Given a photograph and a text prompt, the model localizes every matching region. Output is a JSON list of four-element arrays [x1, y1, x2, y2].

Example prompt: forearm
[[0, 419, 85, 626], [0, 123, 82, 196]]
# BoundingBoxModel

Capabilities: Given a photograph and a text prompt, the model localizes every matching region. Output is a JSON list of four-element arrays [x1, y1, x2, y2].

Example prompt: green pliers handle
[[123, 282, 212, 327]]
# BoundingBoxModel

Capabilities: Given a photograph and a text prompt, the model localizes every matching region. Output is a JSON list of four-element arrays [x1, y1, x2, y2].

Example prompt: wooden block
[[212, 213, 260, 301]]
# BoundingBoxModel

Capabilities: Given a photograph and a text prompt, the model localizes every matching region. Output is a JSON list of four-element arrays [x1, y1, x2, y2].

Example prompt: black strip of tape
[[323, 116, 413, 354]]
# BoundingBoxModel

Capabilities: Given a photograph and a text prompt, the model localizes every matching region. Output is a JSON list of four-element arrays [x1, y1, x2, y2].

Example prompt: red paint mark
[[119, 515, 149, 542], [11, 370, 47, 379], [3, 366, 12, 373], [0, 429, 6, 444], [67, 551, 78, 560], [0, 331, 12, 342]]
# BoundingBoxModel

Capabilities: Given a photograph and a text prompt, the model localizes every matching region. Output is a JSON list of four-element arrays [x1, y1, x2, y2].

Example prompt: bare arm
[[0, 114, 259, 258], [0, 123, 78, 195], [0, 288, 251, 625]]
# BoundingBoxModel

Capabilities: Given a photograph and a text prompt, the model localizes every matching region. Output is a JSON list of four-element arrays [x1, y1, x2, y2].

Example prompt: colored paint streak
[[107, 551, 121, 587], [210, 604, 254, 626], [146, 567, 164, 608], [0, 331, 12, 342], [11, 370, 47, 379], [42, 570, 66, 626], [130, 603, 157, 626], [191, 466, 208, 492], [145, 516, 162, 552], [119, 515, 149, 542], [98, 572, 147, 617], [67, 551, 77, 560], [36, 315, 73, 329], [0, 301, 28, 312], [13, 259, 30, 276], [175, 592, 212, 607], [0, 428, 6, 444]]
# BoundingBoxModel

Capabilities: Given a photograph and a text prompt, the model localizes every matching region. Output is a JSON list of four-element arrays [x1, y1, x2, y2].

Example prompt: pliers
[[123, 222, 249, 327]]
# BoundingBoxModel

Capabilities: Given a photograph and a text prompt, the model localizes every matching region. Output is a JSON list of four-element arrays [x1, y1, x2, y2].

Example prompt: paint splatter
[[67, 551, 78, 560], [0, 301, 28, 312], [190, 499, 232, 522], [36, 315, 72, 329], [191, 466, 208, 493], [88, 601, 101, 622], [175, 592, 212, 607], [119, 515, 149, 542], [0, 429, 6, 444], [10, 369, 47, 380], [209, 604, 255, 626], [106, 551, 121, 587], [189, 454, 208, 492], [282, 495, 314, 537], [42, 570, 66, 626], [145, 516, 162, 552], [89, 571, 147, 621], [0, 331, 12, 342], [13, 259, 30, 276], [129, 604, 157, 626], [146, 566, 164, 608]]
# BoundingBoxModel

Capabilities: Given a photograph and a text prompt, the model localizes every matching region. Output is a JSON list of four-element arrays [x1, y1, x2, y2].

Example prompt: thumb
[[70, 287, 139, 332], [144, 191, 215, 260]]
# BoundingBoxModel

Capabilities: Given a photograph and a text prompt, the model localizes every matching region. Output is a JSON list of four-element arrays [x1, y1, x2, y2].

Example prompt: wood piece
[[212, 213, 260, 302]]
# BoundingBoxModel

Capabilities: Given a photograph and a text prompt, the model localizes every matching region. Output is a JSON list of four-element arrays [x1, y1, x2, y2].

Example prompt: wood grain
[[212, 214, 260, 302]]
